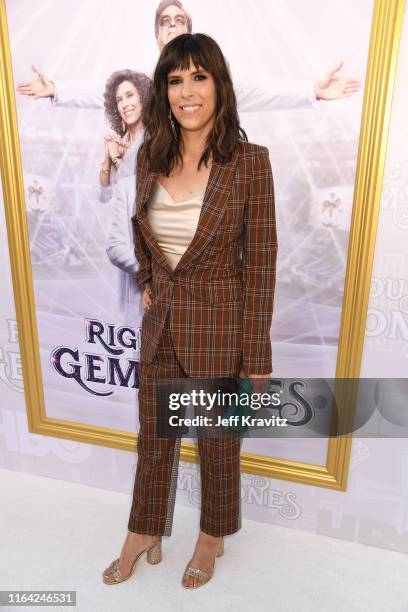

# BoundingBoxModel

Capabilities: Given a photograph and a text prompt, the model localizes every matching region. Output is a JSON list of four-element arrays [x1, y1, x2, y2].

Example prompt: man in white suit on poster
[[17, 0, 360, 112]]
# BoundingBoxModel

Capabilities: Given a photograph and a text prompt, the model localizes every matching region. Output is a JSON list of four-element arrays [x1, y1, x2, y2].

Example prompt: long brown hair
[[142, 33, 248, 175]]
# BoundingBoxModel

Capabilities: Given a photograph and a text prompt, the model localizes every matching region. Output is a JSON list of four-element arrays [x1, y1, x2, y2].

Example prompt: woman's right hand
[[142, 284, 152, 310]]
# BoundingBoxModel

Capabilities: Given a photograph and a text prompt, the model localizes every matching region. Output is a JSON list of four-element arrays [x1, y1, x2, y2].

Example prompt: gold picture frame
[[0, 0, 404, 490]]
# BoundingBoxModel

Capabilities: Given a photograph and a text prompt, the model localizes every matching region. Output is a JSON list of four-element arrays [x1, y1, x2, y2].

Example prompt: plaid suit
[[128, 140, 277, 537]]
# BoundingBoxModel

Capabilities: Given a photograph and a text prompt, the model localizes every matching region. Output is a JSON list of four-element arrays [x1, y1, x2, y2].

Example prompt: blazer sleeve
[[242, 146, 278, 375], [131, 147, 152, 288], [132, 220, 152, 288]]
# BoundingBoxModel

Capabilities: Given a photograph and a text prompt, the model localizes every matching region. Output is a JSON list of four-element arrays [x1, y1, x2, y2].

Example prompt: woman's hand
[[142, 283, 153, 310], [106, 137, 123, 161], [100, 133, 127, 183], [239, 368, 271, 392], [105, 131, 128, 166], [239, 368, 271, 378]]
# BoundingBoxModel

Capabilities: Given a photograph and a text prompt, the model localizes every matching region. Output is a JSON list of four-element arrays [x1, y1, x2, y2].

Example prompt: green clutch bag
[[222, 376, 254, 432]]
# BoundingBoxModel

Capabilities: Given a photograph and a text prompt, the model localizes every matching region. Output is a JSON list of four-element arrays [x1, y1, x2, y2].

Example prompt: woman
[[99, 69, 151, 200], [102, 33, 278, 589], [99, 70, 150, 321]]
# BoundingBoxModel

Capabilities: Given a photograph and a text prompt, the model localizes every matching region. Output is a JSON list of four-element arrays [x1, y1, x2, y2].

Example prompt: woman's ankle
[[198, 531, 222, 544], [127, 531, 157, 542]]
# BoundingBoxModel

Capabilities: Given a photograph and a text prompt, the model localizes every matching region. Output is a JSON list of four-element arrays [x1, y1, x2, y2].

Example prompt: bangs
[[160, 36, 212, 76]]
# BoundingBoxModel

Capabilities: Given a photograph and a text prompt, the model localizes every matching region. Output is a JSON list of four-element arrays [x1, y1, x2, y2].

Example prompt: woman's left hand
[[239, 369, 271, 392], [239, 368, 271, 378]]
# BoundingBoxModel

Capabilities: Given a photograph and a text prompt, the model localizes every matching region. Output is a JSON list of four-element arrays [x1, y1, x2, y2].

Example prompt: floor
[[1, 468, 408, 612]]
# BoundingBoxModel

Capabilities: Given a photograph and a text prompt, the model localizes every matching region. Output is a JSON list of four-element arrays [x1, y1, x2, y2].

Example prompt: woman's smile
[[179, 104, 202, 113]]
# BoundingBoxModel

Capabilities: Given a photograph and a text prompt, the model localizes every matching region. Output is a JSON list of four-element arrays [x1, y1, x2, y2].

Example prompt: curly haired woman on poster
[[98, 70, 150, 321], [102, 33, 278, 589]]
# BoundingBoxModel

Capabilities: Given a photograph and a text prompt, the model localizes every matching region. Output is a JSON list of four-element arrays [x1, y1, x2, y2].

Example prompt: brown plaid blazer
[[131, 140, 277, 377]]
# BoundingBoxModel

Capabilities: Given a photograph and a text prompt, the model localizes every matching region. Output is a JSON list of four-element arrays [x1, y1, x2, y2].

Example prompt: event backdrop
[[6, 0, 373, 463], [1, 0, 407, 555]]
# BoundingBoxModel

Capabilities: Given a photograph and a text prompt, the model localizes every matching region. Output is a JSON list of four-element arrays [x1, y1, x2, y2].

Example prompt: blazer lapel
[[176, 149, 239, 273], [135, 147, 239, 276], [136, 170, 157, 215]]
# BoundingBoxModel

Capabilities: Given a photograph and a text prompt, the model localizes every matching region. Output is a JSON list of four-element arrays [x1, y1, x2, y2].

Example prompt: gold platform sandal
[[103, 537, 162, 585], [182, 537, 224, 589]]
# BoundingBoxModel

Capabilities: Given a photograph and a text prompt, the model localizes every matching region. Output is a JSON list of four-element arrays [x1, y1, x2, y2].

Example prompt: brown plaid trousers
[[128, 140, 277, 537]]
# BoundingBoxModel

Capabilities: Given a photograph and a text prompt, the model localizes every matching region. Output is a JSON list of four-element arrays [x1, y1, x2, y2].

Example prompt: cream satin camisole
[[146, 182, 206, 271]]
